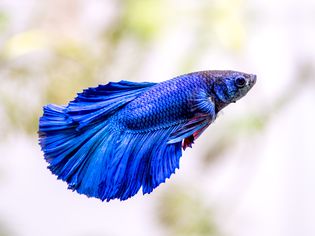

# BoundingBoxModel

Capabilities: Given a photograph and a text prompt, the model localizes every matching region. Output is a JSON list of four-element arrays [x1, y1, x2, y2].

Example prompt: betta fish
[[39, 70, 256, 201]]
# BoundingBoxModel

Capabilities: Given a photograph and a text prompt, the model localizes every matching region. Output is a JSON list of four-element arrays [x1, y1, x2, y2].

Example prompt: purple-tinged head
[[206, 70, 256, 110]]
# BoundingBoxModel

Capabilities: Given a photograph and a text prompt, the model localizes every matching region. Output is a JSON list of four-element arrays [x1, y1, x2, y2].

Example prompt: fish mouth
[[249, 74, 257, 87]]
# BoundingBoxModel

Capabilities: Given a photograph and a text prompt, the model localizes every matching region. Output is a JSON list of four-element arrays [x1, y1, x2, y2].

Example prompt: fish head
[[211, 70, 256, 107]]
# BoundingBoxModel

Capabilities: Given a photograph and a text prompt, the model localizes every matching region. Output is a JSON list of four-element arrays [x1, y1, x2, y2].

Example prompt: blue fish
[[39, 70, 256, 201]]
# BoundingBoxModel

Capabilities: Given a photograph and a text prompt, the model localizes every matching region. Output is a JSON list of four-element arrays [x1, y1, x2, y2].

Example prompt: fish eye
[[235, 76, 246, 88]]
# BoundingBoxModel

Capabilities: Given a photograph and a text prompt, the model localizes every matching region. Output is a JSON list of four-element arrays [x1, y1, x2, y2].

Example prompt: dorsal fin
[[66, 80, 156, 129]]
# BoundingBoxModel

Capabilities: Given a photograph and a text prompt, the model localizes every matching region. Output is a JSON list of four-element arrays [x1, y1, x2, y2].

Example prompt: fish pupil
[[235, 76, 246, 88]]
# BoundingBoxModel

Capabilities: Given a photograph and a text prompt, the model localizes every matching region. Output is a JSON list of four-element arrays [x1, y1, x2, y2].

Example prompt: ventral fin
[[168, 115, 210, 144], [168, 89, 216, 148]]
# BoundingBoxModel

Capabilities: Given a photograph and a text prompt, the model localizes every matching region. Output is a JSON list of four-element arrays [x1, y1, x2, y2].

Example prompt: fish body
[[39, 70, 256, 201], [119, 73, 208, 131]]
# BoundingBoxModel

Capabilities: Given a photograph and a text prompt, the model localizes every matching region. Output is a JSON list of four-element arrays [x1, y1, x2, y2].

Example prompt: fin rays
[[39, 81, 185, 201]]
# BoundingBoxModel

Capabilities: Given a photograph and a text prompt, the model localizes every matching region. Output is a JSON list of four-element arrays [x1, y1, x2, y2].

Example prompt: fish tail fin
[[38, 81, 159, 201], [39, 104, 119, 198]]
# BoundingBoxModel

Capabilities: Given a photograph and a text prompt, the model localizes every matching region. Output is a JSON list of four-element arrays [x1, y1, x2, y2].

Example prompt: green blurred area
[[0, 0, 249, 136], [0, 220, 13, 236], [158, 187, 220, 236]]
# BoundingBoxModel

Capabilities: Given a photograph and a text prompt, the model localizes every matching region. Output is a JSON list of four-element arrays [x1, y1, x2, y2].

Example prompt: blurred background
[[0, 0, 315, 235]]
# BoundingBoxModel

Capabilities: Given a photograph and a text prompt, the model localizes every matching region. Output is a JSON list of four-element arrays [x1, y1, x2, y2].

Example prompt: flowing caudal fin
[[39, 81, 159, 201]]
